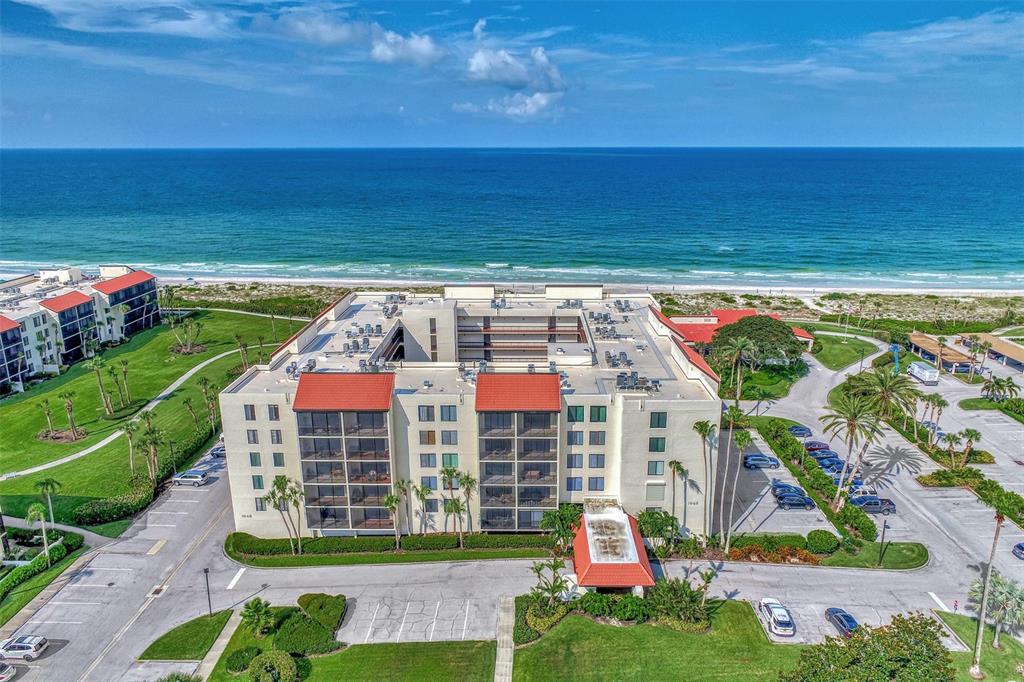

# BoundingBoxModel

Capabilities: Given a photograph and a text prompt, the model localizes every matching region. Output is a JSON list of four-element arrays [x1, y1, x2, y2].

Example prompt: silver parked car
[[0, 635, 48, 661], [0, 662, 16, 681], [172, 470, 208, 486]]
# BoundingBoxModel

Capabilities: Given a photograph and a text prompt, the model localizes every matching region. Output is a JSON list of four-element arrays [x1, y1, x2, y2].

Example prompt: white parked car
[[172, 470, 208, 486], [758, 598, 796, 636], [0, 635, 48, 661], [849, 485, 877, 498], [0, 662, 15, 681]]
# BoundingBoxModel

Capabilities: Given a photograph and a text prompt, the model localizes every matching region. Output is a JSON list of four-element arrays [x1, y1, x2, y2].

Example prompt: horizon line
[[2, 144, 1023, 152]]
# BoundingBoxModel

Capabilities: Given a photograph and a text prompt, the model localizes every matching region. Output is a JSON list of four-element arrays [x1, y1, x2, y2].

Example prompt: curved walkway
[[2, 514, 112, 549], [0, 347, 243, 481], [167, 306, 310, 321]]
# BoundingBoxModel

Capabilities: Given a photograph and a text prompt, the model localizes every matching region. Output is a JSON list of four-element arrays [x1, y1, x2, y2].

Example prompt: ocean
[[1, 148, 1022, 290]]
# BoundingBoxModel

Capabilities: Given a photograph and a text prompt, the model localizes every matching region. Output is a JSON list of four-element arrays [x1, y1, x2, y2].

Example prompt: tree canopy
[[712, 315, 805, 363]]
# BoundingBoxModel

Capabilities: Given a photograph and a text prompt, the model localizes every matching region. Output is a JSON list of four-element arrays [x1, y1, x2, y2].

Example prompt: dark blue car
[[776, 494, 815, 510], [832, 474, 864, 488], [807, 449, 840, 460], [826, 608, 859, 638], [816, 457, 845, 469], [770, 483, 806, 499], [1013, 542, 1024, 560], [788, 424, 812, 438]]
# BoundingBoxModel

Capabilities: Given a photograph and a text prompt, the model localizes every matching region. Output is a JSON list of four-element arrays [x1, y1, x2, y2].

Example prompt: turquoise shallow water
[[1, 148, 1022, 289]]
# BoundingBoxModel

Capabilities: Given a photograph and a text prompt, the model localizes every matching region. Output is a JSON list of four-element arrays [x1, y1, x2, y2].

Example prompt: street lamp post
[[877, 520, 889, 567], [204, 567, 212, 616]]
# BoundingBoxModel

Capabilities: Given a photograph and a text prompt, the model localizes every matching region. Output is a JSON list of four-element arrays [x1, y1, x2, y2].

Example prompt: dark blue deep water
[[2, 148, 1022, 289]]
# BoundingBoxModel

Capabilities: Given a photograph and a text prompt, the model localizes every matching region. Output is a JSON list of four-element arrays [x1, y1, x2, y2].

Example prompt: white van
[[908, 361, 939, 386]]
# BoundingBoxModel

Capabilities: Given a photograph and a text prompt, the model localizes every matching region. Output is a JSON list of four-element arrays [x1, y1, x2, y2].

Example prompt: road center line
[[928, 592, 950, 612], [364, 601, 382, 643], [226, 568, 245, 590], [395, 602, 411, 642]]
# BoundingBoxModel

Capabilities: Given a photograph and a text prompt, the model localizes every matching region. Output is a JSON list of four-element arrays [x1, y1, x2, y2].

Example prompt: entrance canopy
[[572, 500, 655, 589]]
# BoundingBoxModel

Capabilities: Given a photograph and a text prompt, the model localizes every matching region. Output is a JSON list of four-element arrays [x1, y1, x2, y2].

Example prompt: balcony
[[517, 413, 557, 437], [480, 509, 516, 530], [302, 469, 346, 485], [478, 421, 515, 438], [345, 439, 390, 460], [304, 494, 349, 507], [518, 467, 557, 485], [517, 443, 557, 461], [480, 438, 514, 461], [305, 508, 349, 530], [347, 462, 391, 484], [481, 486, 516, 508], [518, 486, 557, 508], [351, 517, 394, 530]]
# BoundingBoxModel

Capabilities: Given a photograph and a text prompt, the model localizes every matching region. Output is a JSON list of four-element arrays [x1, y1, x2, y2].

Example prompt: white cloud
[[370, 30, 444, 67], [697, 59, 891, 84], [473, 18, 487, 41], [488, 91, 562, 119], [250, 10, 371, 47], [856, 10, 1024, 59], [465, 46, 565, 91], [16, 0, 235, 39]]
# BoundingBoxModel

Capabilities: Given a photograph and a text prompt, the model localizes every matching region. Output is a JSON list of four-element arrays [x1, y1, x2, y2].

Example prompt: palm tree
[[384, 493, 401, 550], [393, 479, 412, 534], [440, 466, 459, 531], [935, 335, 947, 373], [819, 393, 882, 510], [241, 598, 275, 638], [724, 429, 752, 552], [976, 341, 993, 376], [263, 478, 296, 555], [59, 391, 79, 438], [182, 397, 201, 432], [34, 477, 62, 524], [119, 360, 132, 402], [1004, 377, 1020, 400], [141, 425, 163, 483], [206, 398, 219, 436], [981, 375, 999, 401], [198, 376, 212, 404], [941, 432, 963, 470], [970, 513, 1005, 678], [968, 570, 1024, 651], [25, 502, 50, 566], [85, 356, 114, 416], [124, 420, 138, 474], [256, 335, 266, 364], [960, 428, 982, 468], [723, 336, 755, 401], [668, 459, 683, 522], [862, 369, 919, 420], [717, 405, 745, 542], [234, 334, 249, 370], [459, 472, 477, 533], [415, 484, 432, 535], [929, 396, 950, 447], [37, 399, 55, 438], [269, 313, 278, 341], [966, 336, 981, 383], [107, 365, 126, 408], [446, 497, 467, 548], [283, 478, 304, 555], [693, 420, 716, 540]]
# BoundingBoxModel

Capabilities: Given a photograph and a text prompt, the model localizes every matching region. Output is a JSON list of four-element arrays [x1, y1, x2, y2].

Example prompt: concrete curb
[[197, 608, 240, 679], [0, 546, 100, 639]]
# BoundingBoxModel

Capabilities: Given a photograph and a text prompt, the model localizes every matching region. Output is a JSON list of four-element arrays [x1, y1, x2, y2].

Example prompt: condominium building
[[220, 285, 722, 539], [0, 266, 160, 393]]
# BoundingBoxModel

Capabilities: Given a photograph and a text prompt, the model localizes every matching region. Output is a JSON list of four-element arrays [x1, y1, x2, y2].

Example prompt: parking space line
[[364, 601, 382, 643], [396, 602, 411, 642], [148, 511, 188, 515], [86, 567, 132, 572], [461, 599, 471, 640], [67, 584, 111, 588], [929, 592, 950, 612], [226, 568, 245, 590], [148, 524, 177, 528], [28, 620, 83, 625], [428, 601, 440, 641], [49, 602, 100, 606]]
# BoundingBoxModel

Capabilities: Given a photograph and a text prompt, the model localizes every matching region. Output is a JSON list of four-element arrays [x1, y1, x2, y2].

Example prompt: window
[[272, 452, 284, 467], [646, 484, 666, 502], [566, 477, 583, 492], [441, 405, 457, 421], [483, 412, 513, 431], [567, 454, 583, 469], [590, 405, 607, 422], [588, 477, 605, 491], [419, 430, 436, 445], [255, 498, 266, 512], [645, 506, 662, 513], [441, 430, 458, 445], [589, 431, 606, 446], [249, 452, 261, 467], [418, 405, 435, 421], [649, 437, 666, 453], [650, 411, 668, 429], [648, 460, 665, 476], [270, 429, 282, 444], [442, 453, 459, 468], [425, 499, 439, 513], [420, 453, 437, 467], [252, 475, 264, 490], [421, 476, 438, 490], [589, 454, 605, 468], [567, 431, 584, 446], [268, 404, 280, 421], [243, 404, 256, 421], [246, 430, 259, 445], [567, 405, 584, 422]]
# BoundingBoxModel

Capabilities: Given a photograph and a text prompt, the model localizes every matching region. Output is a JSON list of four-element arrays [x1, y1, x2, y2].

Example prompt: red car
[[804, 441, 831, 452]]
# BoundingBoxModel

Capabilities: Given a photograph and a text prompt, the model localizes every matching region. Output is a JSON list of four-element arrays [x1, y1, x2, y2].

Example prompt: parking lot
[[338, 595, 495, 643]]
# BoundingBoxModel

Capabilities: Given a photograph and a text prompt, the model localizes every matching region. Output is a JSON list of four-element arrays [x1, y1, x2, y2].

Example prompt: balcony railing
[[348, 473, 391, 484], [352, 518, 394, 529], [480, 474, 515, 485], [518, 448, 557, 462], [304, 496, 349, 507], [518, 493, 557, 508], [481, 493, 516, 508], [517, 427, 558, 438], [480, 515, 516, 530], [345, 449, 390, 461], [518, 471, 557, 485], [479, 426, 515, 438], [349, 495, 387, 507], [302, 472, 347, 485]]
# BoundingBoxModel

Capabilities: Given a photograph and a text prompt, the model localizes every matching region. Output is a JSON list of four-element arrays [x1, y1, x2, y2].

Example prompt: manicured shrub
[[227, 532, 394, 556], [225, 646, 261, 673], [611, 594, 650, 623], [401, 534, 459, 551], [836, 504, 878, 541], [646, 578, 709, 625], [732, 534, 807, 552], [463, 533, 553, 549], [525, 601, 568, 633], [513, 595, 540, 645], [248, 650, 297, 682], [72, 475, 154, 525], [272, 612, 340, 656], [0, 542, 70, 602], [577, 591, 613, 618], [155, 675, 202, 682], [297, 593, 347, 633], [806, 530, 840, 554]]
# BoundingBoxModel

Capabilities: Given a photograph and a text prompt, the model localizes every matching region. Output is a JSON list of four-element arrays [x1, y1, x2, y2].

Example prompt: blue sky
[[2, 1, 1022, 147]]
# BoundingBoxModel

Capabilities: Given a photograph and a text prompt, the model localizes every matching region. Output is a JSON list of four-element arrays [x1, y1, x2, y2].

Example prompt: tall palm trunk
[[93, 367, 113, 415], [40, 518, 50, 565], [832, 434, 856, 510], [717, 432, 730, 542], [724, 432, 742, 552], [65, 406, 78, 437], [46, 493, 54, 525], [276, 506, 296, 555], [121, 367, 132, 402], [970, 514, 1004, 679]]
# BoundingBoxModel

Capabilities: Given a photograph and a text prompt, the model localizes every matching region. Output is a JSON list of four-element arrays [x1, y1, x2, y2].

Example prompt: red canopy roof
[[92, 270, 155, 295], [673, 337, 721, 383], [40, 291, 93, 313], [475, 373, 561, 412], [572, 513, 656, 588], [792, 326, 814, 340], [0, 315, 20, 334], [292, 372, 395, 411]]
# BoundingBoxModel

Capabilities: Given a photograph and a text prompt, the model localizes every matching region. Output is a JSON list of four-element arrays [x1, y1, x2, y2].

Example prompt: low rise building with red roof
[[667, 308, 814, 351]]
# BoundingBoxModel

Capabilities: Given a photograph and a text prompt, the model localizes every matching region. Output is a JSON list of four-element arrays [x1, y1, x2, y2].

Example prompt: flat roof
[[909, 333, 973, 364], [962, 333, 1024, 366]]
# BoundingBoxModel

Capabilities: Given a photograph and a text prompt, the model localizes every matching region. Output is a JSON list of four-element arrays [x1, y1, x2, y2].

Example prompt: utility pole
[[204, 568, 213, 616]]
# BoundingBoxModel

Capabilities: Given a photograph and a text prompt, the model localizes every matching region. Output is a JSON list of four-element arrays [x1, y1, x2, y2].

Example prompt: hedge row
[[731, 533, 807, 551], [0, 542, 71, 603], [297, 593, 347, 633], [227, 531, 553, 557], [756, 418, 878, 541]]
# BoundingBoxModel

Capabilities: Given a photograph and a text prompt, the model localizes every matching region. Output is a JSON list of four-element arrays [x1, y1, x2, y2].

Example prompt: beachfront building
[[0, 265, 160, 393], [219, 285, 722, 539], [668, 308, 814, 351]]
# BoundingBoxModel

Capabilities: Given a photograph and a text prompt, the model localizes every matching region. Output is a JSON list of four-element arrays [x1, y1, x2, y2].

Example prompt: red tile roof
[[673, 337, 721, 383], [792, 326, 814, 340], [572, 514, 656, 588], [292, 372, 395, 411], [711, 308, 759, 324], [475, 373, 561, 412], [0, 315, 20, 334], [92, 270, 156, 295], [40, 291, 93, 313], [663, 307, 813, 346]]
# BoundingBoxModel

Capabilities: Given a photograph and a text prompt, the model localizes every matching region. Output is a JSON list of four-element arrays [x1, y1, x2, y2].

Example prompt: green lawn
[[959, 397, 1024, 425], [939, 611, 1024, 682], [995, 325, 1024, 337], [227, 546, 549, 567], [208, 607, 296, 682], [307, 641, 496, 681], [820, 541, 929, 570], [513, 600, 803, 681], [139, 610, 232, 660], [786, 320, 877, 337], [0, 546, 88, 627], [0, 310, 278, 474], [812, 335, 878, 371]]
